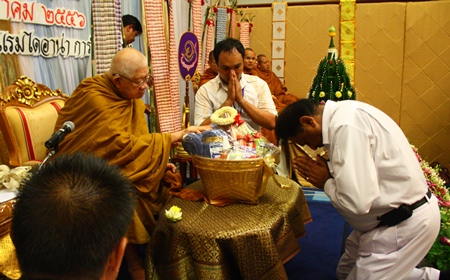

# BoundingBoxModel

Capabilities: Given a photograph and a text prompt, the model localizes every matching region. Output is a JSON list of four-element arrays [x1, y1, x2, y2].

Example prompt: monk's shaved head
[[109, 48, 147, 78]]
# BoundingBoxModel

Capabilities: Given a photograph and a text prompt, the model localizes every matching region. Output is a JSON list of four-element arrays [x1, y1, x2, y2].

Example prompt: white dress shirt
[[194, 73, 277, 131], [322, 100, 428, 232]]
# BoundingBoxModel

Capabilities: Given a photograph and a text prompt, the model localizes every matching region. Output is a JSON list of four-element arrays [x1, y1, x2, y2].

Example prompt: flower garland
[[210, 106, 238, 125], [411, 144, 450, 270], [205, 15, 215, 66], [236, 9, 254, 48]]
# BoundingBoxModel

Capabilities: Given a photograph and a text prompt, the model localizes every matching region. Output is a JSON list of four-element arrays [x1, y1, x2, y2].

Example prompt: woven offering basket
[[192, 155, 272, 205]]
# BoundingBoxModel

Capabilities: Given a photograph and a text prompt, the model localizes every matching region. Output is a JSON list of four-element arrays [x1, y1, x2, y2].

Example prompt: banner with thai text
[[0, 0, 91, 95]]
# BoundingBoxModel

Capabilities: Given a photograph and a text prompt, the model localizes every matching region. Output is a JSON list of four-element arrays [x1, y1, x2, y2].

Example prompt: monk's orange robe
[[255, 68, 299, 145], [244, 68, 258, 76], [255, 68, 288, 97], [54, 73, 178, 244], [198, 68, 218, 88]]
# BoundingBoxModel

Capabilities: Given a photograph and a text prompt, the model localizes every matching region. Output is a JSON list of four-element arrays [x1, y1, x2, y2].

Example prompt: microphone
[[45, 121, 75, 149]]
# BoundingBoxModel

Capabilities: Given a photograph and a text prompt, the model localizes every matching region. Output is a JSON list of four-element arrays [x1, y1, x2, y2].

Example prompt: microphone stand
[[39, 147, 57, 170], [40, 121, 74, 170]]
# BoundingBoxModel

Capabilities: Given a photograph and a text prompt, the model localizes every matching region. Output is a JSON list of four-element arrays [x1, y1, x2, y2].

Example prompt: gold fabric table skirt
[[146, 175, 312, 280], [0, 198, 20, 279], [0, 233, 20, 279]]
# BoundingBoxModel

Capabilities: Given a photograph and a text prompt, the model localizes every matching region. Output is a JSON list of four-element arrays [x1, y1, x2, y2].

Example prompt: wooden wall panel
[[246, 1, 450, 164]]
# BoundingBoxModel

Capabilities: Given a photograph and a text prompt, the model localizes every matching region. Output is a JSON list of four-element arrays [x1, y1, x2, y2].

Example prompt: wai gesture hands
[[225, 70, 244, 106]]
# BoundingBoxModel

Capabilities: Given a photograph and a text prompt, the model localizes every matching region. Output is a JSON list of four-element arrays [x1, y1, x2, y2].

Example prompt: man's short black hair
[[213, 38, 245, 65], [275, 99, 318, 141], [11, 152, 137, 280], [122, 14, 143, 34]]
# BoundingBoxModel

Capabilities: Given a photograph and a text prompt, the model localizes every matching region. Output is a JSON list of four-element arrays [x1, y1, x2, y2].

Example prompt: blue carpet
[[285, 188, 352, 280]]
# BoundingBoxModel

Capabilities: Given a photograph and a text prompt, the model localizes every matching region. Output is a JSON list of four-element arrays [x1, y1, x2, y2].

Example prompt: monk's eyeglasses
[[114, 73, 151, 87]]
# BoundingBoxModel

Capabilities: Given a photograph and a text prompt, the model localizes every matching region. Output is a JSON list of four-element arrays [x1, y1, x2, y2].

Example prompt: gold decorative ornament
[[0, 76, 67, 107]]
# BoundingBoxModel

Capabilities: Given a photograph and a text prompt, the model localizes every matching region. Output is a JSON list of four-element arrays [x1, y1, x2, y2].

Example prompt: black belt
[[376, 189, 432, 228], [409, 189, 432, 210]]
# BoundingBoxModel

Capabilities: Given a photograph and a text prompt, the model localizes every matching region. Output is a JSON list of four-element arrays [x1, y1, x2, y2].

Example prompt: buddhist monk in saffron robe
[[53, 48, 210, 280], [256, 54, 299, 145], [243, 48, 258, 75], [198, 50, 219, 88]]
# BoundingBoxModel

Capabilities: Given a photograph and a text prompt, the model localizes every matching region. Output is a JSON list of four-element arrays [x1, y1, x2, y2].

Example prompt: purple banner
[[178, 31, 198, 80]]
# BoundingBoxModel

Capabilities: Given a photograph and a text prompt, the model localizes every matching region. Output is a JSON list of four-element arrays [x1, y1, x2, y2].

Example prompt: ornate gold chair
[[191, 71, 201, 94], [0, 76, 68, 167]]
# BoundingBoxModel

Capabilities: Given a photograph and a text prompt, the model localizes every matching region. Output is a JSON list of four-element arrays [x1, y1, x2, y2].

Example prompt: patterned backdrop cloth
[[192, 0, 203, 74], [145, 0, 181, 133], [216, 7, 227, 43], [239, 22, 250, 48], [205, 23, 215, 66], [340, 0, 356, 82], [230, 10, 237, 38], [92, 0, 122, 75], [167, 0, 182, 129]]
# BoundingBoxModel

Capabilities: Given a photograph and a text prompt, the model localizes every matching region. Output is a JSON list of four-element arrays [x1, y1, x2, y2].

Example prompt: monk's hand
[[166, 163, 177, 173], [292, 155, 331, 189], [185, 125, 212, 134], [171, 125, 212, 143], [181, 125, 212, 138]]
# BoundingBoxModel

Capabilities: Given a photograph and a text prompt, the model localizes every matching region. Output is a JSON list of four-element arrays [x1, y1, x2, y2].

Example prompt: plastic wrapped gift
[[183, 107, 279, 162], [182, 107, 281, 205]]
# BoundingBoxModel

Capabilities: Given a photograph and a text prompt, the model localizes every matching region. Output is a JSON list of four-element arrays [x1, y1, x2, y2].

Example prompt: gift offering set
[[182, 107, 280, 204]]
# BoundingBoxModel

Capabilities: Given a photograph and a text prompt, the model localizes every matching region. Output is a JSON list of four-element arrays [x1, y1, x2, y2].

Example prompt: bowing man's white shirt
[[194, 73, 277, 132], [322, 100, 432, 231], [321, 100, 440, 280]]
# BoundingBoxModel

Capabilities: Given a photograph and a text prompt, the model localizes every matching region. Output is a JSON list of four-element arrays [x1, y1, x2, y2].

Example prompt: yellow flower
[[165, 205, 182, 222], [319, 91, 325, 98], [335, 91, 342, 98], [348, 90, 353, 98]]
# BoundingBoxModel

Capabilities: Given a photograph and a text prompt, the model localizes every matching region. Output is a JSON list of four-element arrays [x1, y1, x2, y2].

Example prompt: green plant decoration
[[308, 26, 356, 103]]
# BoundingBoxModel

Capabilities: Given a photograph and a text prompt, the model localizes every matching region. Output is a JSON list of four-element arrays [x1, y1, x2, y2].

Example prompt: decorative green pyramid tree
[[308, 26, 356, 102]]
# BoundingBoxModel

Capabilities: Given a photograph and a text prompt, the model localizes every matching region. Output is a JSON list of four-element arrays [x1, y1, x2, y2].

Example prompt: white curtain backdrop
[[13, 0, 91, 95], [5, 0, 207, 122]]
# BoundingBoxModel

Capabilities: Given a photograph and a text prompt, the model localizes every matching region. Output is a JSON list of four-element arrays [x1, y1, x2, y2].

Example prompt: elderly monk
[[256, 54, 298, 145], [198, 50, 219, 88], [243, 48, 258, 75], [53, 48, 209, 280]]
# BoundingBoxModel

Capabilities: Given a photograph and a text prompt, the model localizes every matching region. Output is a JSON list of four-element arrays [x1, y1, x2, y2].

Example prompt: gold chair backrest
[[0, 76, 67, 167], [191, 71, 201, 94]]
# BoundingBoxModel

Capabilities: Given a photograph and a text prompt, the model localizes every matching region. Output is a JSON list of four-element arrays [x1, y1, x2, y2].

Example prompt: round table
[[146, 175, 312, 280]]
